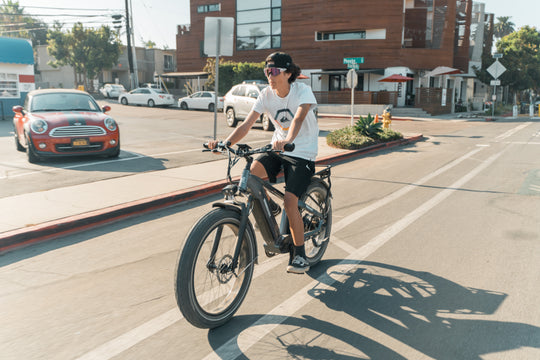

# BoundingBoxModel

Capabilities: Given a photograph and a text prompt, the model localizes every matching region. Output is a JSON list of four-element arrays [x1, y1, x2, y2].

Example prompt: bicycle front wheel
[[174, 208, 256, 328], [301, 180, 332, 266]]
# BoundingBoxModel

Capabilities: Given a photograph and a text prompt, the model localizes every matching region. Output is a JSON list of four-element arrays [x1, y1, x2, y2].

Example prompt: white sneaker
[[287, 255, 310, 274]]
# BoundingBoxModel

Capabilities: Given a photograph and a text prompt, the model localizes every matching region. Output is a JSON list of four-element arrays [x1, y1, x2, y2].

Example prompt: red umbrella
[[378, 74, 414, 82], [425, 66, 462, 77]]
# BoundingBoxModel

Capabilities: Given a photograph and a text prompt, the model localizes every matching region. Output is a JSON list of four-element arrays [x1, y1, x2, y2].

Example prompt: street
[[0, 118, 539, 359]]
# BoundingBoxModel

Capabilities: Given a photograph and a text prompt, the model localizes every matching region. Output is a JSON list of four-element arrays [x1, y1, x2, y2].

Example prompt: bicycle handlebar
[[203, 142, 295, 155]]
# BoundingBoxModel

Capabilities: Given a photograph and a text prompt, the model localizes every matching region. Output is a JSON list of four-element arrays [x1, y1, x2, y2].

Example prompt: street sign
[[493, 53, 503, 59], [346, 69, 358, 88], [343, 57, 364, 66], [490, 80, 501, 86], [204, 17, 234, 56], [487, 60, 506, 79]]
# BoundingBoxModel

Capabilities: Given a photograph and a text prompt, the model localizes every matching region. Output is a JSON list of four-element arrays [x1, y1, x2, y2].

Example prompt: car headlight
[[30, 119, 48, 134], [104, 117, 117, 131]]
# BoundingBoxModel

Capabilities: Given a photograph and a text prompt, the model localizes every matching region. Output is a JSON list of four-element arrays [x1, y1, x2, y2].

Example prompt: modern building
[[0, 37, 35, 120], [176, 0, 489, 114]]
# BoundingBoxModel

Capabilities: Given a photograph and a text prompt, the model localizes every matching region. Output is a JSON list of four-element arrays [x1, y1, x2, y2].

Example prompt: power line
[[0, 5, 122, 11]]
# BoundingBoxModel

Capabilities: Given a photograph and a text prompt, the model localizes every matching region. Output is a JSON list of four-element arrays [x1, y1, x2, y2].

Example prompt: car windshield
[[154, 89, 167, 94], [30, 93, 100, 112], [256, 84, 268, 91], [111, 85, 124, 90]]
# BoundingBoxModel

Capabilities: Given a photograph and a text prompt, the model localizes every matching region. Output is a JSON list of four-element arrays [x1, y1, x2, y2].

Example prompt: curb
[[0, 134, 423, 254]]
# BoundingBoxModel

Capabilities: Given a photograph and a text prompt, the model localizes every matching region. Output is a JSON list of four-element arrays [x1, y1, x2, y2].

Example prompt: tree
[[143, 39, 156, 49], [494, 16, 515, 39], [204, 59, 265, 95], [0, 0, 48, 46], [496, 26, 540, 94], [47, 23, 121, 91]]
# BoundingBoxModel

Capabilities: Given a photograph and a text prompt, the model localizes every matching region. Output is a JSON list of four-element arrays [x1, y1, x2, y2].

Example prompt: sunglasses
[[264, 67, 287, 77]]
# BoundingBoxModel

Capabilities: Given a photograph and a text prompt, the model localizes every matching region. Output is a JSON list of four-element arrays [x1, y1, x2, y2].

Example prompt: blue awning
[[0, 37, 34, 65]]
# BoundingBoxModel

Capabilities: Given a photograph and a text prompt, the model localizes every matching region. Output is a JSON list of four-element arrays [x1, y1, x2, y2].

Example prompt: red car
[[13, 89, 120, 163]]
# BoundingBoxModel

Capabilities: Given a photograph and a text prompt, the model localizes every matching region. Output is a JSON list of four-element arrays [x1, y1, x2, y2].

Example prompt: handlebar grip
[[283, 143, 295, 152]]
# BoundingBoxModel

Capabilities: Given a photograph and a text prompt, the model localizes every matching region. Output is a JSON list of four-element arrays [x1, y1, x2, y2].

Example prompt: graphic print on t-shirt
[[275, 108, 294, 130]]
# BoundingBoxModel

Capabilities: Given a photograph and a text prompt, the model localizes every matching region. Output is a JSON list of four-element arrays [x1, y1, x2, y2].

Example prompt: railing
[[313, 91, 398, 106], [415, 87, 452, 115]]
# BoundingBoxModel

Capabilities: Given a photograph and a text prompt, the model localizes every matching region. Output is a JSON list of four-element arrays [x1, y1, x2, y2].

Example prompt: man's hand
[[272, 140, 290, 152], [207, 140, 220, 150]]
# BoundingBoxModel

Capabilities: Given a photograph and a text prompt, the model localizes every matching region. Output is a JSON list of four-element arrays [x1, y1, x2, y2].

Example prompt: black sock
[[294, 245, 306, 258]]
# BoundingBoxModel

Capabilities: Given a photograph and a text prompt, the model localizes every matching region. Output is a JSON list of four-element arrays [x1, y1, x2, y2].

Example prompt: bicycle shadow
[[307, 260, 540, 359], [206, 260, 540, 359]]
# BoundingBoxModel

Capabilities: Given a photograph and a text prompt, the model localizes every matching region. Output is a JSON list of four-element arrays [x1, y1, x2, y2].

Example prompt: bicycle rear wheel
[[174, 208, 256, 328], [301, 180, 332, 266]]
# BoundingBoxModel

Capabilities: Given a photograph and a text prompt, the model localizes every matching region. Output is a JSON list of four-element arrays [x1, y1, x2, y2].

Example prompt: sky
[[12, 0, 540, 49]]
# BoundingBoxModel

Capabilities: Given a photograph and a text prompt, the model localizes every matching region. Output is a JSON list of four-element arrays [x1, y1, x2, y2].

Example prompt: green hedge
[[204, 59, 266, 95]]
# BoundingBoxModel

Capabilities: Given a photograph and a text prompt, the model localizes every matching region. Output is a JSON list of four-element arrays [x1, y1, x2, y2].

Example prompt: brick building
[[176, 0, 481, 113]]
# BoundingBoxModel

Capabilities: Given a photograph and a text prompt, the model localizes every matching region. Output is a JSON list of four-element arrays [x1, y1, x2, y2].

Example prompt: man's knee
[[284, 192, 298, 212], [251, 160, 268, 179]]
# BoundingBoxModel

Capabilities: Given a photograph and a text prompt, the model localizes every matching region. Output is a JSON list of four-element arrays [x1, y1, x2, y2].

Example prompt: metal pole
[[350, 87, 354, 126], [492, 84, 496, 118], [213, 19, 221, 140], [124, 0, 134, 89]]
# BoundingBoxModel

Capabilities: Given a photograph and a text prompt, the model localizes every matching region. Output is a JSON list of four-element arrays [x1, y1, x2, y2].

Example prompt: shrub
[[354, 113, 383, 139]]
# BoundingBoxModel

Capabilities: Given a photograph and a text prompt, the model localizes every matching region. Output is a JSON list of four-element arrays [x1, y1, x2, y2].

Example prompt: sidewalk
[[0, 134, 424, 254]]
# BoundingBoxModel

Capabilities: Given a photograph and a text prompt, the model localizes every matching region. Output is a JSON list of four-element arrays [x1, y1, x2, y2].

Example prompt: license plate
[[72, 138, 89, 146]]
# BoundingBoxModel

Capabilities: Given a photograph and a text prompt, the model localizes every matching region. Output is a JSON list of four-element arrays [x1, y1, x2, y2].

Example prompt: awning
[[161, 72, 209, 78], [378, 74, 414, 82], [0, 37, 34, 64], [310, 69, 384, 76], [424, 66, 462, 77]]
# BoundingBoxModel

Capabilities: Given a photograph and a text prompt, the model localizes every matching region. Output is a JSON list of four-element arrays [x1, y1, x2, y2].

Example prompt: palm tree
[[494, 16, 515, 39]]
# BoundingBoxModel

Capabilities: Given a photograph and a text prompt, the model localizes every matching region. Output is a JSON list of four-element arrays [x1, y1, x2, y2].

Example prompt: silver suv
[[223, 82, 274, 131]]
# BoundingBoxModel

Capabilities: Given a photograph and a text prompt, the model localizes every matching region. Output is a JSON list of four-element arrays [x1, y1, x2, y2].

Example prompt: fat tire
[[301, 180, 332, 266], [175, 208, 256, 328]]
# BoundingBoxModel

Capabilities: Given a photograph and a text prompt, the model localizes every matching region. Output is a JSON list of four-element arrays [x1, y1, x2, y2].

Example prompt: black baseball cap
[[265, 52, 292, 69]]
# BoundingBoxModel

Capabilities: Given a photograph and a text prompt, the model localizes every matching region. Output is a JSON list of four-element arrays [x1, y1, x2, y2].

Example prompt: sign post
[[487, 56, 506, 118], [343, 57, 363, 125], [204, 17, 234, 139]]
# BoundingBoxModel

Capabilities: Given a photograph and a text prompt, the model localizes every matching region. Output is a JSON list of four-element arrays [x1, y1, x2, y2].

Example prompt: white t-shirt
[[252, 82, 319, 161]]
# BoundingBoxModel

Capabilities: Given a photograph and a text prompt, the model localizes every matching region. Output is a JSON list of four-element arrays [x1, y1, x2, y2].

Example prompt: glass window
[[237, 9, 271, 24], [198, 4, 221, 13], [237, 0, 270, 11], [272, 21, 281, 35], [272, 0, 281, 7], [272, 8, 281, 21], [238, 23, 271, 37], [316, 31, 366, 41], [271, 36, 281, 48], [0, 73, 19, 98], [232, 86, 246, 96]]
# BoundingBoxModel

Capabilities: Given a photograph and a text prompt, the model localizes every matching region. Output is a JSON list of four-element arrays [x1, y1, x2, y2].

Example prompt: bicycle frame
[[210, 144, 332, 273]]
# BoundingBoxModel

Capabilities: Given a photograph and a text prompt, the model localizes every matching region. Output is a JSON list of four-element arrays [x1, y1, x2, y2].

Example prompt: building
[[177, 0, 481, 114], [0, 37, 35, 120], [35, 44, 176, 91]]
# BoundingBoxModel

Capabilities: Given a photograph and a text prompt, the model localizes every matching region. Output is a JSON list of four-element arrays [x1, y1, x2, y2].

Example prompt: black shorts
[[256, 152, 315, 198]]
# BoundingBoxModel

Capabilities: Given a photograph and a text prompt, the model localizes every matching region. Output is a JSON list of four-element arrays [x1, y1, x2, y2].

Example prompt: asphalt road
[[1, 117, 539, 359]]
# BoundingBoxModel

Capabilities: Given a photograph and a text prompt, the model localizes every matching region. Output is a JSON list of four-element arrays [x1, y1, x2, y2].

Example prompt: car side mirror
[[12, 105, 23, 113], [102, 105, 111, 113]]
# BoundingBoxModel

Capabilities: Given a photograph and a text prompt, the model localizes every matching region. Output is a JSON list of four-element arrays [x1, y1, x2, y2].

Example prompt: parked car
[[99, 84, 126, 98], [118, 87, 174, 107], [12, 89, 120, 163], [178, 91, 224, 112], [223, 83, 274, 131]]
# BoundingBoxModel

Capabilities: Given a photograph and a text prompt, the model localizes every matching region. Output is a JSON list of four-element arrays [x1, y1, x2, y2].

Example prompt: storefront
[[0, 37, 35, 120]]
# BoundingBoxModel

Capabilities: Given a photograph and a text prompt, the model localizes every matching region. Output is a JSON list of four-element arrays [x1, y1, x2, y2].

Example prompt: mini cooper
[[13, 89, 120, 163]]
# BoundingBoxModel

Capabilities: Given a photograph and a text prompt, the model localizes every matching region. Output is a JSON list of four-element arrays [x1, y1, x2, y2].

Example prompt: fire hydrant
[[382, 108, 392, 129]]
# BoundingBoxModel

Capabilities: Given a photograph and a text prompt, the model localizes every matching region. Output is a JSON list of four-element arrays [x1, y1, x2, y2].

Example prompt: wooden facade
[[176, 0, 471, 74]]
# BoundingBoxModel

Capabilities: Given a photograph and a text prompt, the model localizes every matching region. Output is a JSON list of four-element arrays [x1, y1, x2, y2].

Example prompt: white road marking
[[495, 122, 531, 141]]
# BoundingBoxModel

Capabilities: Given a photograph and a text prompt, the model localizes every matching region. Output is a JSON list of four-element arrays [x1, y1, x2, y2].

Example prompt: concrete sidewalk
[[0, 134, 424, 254]]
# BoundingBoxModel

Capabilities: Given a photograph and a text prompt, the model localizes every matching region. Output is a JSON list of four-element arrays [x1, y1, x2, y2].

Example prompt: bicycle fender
[[211, 202, 259, 264]]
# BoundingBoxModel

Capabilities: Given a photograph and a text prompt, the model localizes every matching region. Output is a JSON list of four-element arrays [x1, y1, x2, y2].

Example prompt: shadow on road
[[207, 260, 539, 359]]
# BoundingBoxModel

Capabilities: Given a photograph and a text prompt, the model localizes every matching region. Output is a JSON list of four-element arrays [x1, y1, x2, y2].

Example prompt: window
[[0, 73, 19, 98], [198, 3, 221, 13], [164, 54, 173, 71], [236, 0, 281, 50], [316, 31, 366, 41]]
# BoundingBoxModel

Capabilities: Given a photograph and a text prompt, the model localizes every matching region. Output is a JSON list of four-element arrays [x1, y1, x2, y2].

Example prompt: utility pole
[[124, 0, 135, 89]]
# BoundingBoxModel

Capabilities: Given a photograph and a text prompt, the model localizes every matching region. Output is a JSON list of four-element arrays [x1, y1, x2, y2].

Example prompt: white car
[[178, 91, 224, 112], [118, 87, 175, 107], [99, 84, 126, 98], [223, 82, 273, 131]]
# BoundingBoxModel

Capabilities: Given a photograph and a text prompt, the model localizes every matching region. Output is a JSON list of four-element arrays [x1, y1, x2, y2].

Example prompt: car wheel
[[25, 135, 40, 163], [226, 108, 238, 127], [107, 144, 120, 158], [148, 99, 155, 107], [261, 114, 274, 131], [14, 133, 25, 152], [121, 97, 128, 105], [180, 102, 188, 110], [106, 92, 111, 99], [208, 103, 215, 112]]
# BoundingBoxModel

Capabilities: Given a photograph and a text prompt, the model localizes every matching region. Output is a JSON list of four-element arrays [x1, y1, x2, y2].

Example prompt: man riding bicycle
[[208, 52, 319, 274]]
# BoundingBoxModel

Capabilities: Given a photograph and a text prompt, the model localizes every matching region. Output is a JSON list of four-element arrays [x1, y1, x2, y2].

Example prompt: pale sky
[[13, 0, 540, 49]]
